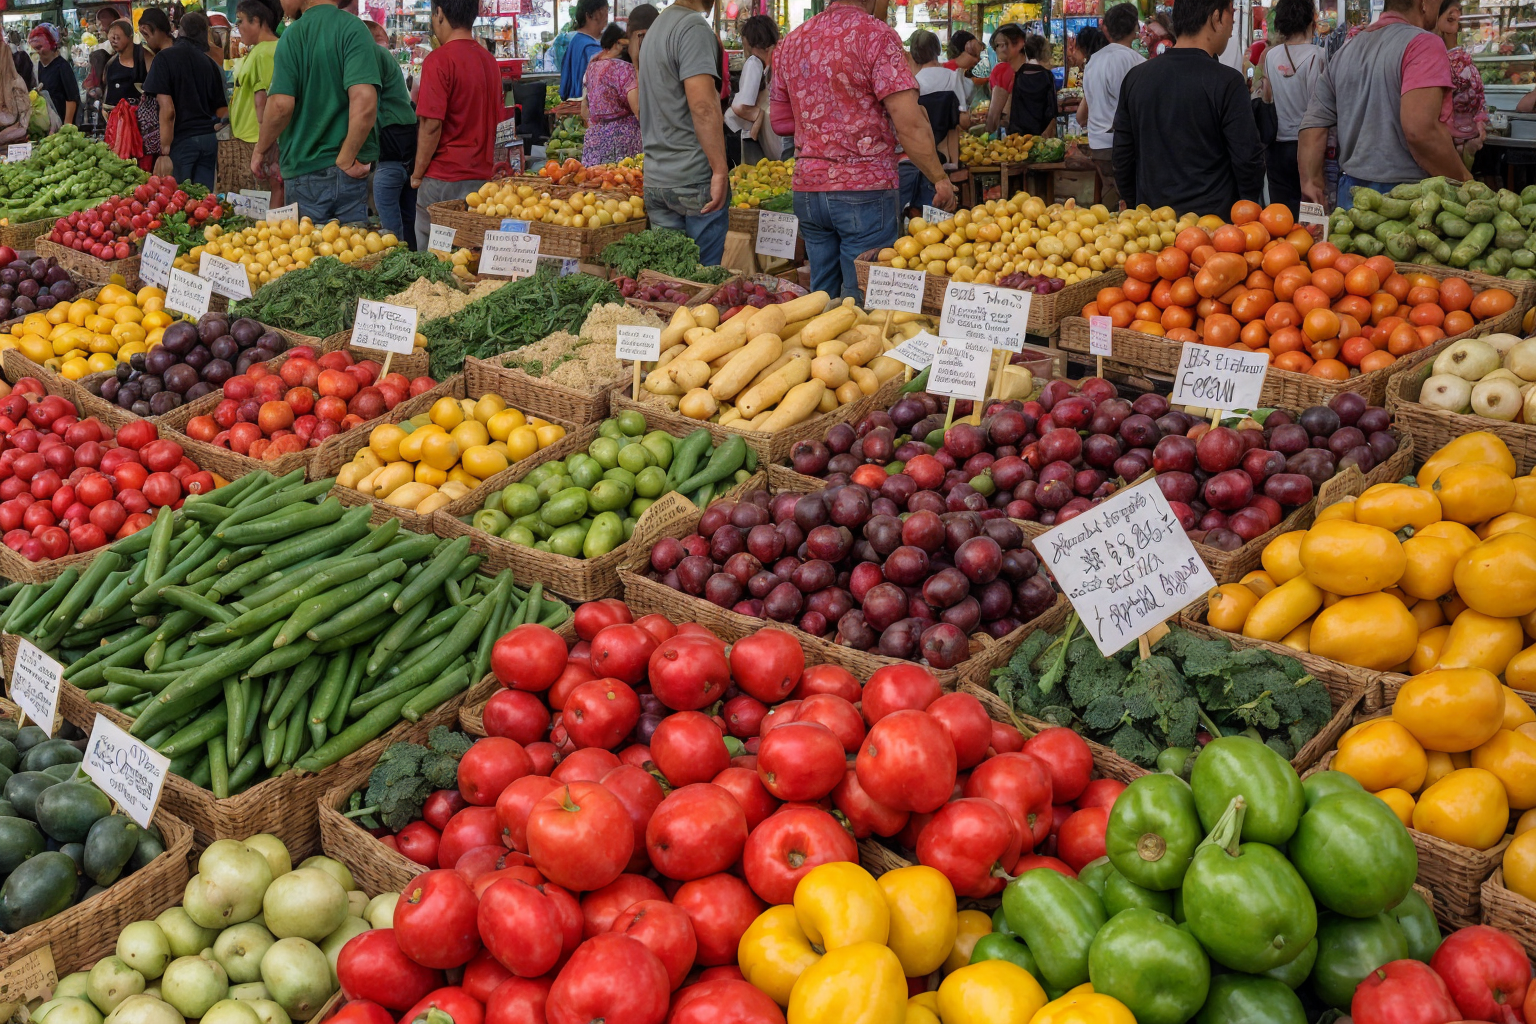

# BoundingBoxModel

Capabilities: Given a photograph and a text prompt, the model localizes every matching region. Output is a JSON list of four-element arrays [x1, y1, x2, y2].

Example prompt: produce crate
[[1482, 868, 1536, 959], [0, 217, 53, 250], [1386, 349, 1536, 475], [1056, 299, 1528, 409], [425, 199, 647, 259], [461, 351, 622, 426], [1304, 749, 1510, 929], [621, 269, 729, 318], [34, 236, 141, 288], [852, 248, 1124, 337], [1393, 261, 1536, 305]]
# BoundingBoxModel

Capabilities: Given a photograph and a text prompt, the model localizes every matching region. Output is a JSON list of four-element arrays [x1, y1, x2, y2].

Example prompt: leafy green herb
[[231, 248, 461, 337], [425, 268, 621, 378], [599, 227, 733, 283]]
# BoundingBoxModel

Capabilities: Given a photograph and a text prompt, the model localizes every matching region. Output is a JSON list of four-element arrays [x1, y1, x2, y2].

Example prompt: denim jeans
[[643, 180, 728, 266], [286, 164, 371, 224], [794, 188, 901, 301], [414, 177, 485, 252], [170, 133, 217, 192], [897, 161, 934, 218], [373, 161, 418, 249], [1337, 172, 1410, 211]]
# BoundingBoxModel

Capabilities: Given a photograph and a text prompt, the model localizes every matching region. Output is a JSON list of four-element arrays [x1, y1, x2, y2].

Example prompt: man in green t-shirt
[[251, 0, 381, 222], [370, 41, 419, 248]]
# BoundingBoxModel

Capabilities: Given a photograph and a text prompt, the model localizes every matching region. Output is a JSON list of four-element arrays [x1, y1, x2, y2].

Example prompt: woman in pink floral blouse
[[1436, 0, 1487, 161], [581, 24, 641, 165]]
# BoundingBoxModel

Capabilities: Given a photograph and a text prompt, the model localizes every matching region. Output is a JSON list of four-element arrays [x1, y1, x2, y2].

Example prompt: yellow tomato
[[370, 424, 407, 462], [1413, 768, 1510, 850], [419, 433, 461, 473], [535, 424, 567, 448], [795, 863, 889, 951], [1478, 512, 1536, 542], [1260, 531, 1306, 584], [938, 961, 1047, 1024], [1424, 750, 1459, 790], [414, 461, 449, 487], [429, 395, 465, 430], [487, 408, 527, 441], [450, 419, 491, 450], [1316, 499, 1356, 522], [1372, 788, 1416, 827], [1334, 719, 1428, 793], [1430, 462, 1516, 524], [1393, 667, 1506, 753], [1399, 535, 1460, 602], [1207, 584, 1259, 632], [1354, 482, 1442, 533], [1028, 985, 1137, 1024], [1506, 686, 1536, 730], [1473, 728, 1536, 809], [1456, 532, 1536, 618], [1308, 593, 1418, 671], [1417, 431, 1517, 489], [1504, 828, 1536, 901], [1241, 576, 1322, 642], [787, 943, 907, 1024], [473, 393, 507, 423], [506, 425, 540, 462], [1300, 520, 1406, 596], [1435, 610, 1526, 676]]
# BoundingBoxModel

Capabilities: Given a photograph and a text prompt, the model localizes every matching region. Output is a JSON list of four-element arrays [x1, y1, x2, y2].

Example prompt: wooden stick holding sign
[[616, 325, 662, 402], [1089, 315, 1113, 381]]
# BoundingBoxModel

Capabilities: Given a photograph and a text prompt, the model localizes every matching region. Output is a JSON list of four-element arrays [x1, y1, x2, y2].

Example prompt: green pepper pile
[[976, 740, 1431, 1022], [0, 126, 148, 225], [1329, 176, 1536, 279]]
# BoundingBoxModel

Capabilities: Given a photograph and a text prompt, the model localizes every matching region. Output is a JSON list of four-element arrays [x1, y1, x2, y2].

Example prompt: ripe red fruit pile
[[183, 347, 436, 460], [0, 379, 212, 560], [335, 598, 1105, 1024], [48, 177, 215, 261]]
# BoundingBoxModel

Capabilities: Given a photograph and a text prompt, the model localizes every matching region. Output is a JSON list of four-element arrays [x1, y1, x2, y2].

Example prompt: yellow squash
[[1433, 610, 1526, 676], [1416, 431, 1517, 489], [1372, 788, 1416, 827], [1412, 768, 1510, 850], [1416, 519, 1481, 554], [1241, 576, 1322, 642], [1308, 593, 1418, 671], [1333, 719, 1428, 793], [1299, 521, 1405, 596], [1455, 532, 1536, 617], [1353, 483, 1442, 533], [1393, 668, 1506, 752], [1206, 584, 1259, 632], [1429, 462, 1516, 524], [1472, 729, 1536, 809], [1478, 512, 1536, 542]]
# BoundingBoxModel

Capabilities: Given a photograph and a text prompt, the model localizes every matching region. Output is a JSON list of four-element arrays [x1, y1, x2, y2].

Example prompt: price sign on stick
[[1298, 202, 1328, 234], [940, 281, 1031, 352], [887, 330, 939, 371], [352, 299, 419, 356], [615, 325, 662, 362], [1171, 341, 1268, 413], [165, 269, 212, 318], [922, 205, 948, 225], [6, 142, 32, 162], [11, 640, 61, 737], [865, 266, 927, 315], [480, 230, 541, 278], [138, 233, 178, 288], [83, 714, 169, 830], [1089, 315, 1113, 357], [1035, 478, 1218, 657], [229, 192, 269, 218], [198, 252, 253, 300], [428, 224, 457, 253], [927, 338, 991, 401], [266, 203, 299, 224], [755, 211, 799, 259]]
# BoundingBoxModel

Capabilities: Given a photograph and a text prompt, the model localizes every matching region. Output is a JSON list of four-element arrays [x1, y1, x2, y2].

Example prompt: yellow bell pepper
[[1028, 985, 1137, 1024], [786, 942, 906, 1024], [1506, 687, 1536, 730], [939, 961, 1047, 1024], [1434, 610, 1526, 676], [1424, 750, 1459, 791], [1413, 768, 1510, 850], [946, 910, 995, 974], [1393, 667, 1505, 753], [877, 865, 958, 978], [905, 1005, 942, 1024], [1309, 593, 1419, 671], [1354, 483, 1442, 533], [1513, 476, 1536, 518], [1455, 532, 1536, 618], [1260, 530, 1306, 584], [794, 862, 890, 951], [1504, 828, 1536, 901], [1472, 729, 1536, 809], [1315, 499, 1356, 523], [1372, 788, 1416, 826], [1207, 583, 1260, 632], [739, 905, 821, 1007], [1418, 432, 1517, 488], [1430, 463, 1516, 524], [910, 993, 940, 1012]]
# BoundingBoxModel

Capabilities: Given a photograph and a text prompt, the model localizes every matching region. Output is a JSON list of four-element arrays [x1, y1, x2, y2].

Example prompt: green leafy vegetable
[[232, 248, 461, 337], [599, 227, 732, 283], [343, 726, 473, 832]]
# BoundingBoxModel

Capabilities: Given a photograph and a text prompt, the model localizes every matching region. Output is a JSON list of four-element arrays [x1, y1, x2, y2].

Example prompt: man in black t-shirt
[[29, 24, 78, 127], [142, 11, 228, 189]]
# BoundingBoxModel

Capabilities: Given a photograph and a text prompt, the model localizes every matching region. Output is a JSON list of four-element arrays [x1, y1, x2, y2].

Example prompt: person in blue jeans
[[142, 12, 227, 191]]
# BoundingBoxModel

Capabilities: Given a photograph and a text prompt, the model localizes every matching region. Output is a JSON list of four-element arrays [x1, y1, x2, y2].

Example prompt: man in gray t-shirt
[[637, 0, 728, 265]]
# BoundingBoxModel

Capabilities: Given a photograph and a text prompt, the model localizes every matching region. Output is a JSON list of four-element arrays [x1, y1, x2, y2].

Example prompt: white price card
[[887, 329, 939, 371], [229, 192, 269, 218], [428, 224, 457, 253], [480, 229, 541, 278], [352, 299, 419, 356], [495, 116, 519, 148], [6, 142, 32, 162], [922, 205, 949, 225], [10, 639, 61, 736], [0, 945, 57, 1004], [500, 219, 531, 233], [615, 325, 662, 362], [864, 266, 927, 315], [560, 258, 579, 276], [239, 189, 272, 202], [266, 203, 299, 224], [83, 714, 169, 830], [138, 232, 178, 289], [1298, 202, 1327, 229], [1089, 315, 1113, 357], [1035, 478, 1218, 657], [1171, 341, 1268, 413], [755, 211, 799, 259], [165, 268, 212, 318], [198, 251, 253, 300], [927, 337, 992, 401], [940, 281, 1032, 352]]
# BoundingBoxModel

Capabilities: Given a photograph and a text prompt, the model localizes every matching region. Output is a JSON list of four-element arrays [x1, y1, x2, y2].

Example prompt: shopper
[[96, 7, 122, 40], [1077, 4, 1142, 209], [636, 0, 729, 264], [770, 0, 957, 298], [103, 19, 149, 112], [1111, 0, 1263, 215], [136, 8, 173, 172], [1437, 0, 1487, 163], [230, 1, 278, 189], [983, 23, 1025, 133], [725, 15, 779, 167], [142, 12, 226, 188], [625, 3, 658, 63], [1143, 13, 1174, 56], [30, 25, 78, 128], [581, 24, 640, 164], [1007, 34, 1058, 136], [409, 0, 502, 250], [1298, 0, 1468, 207], [254, 0, 381, 223], [900, 29, 963, 215], [560, 0, 608, 100], [9, 32, 35, 91], [0, 37, 31, 146], [371, 36, 417, 247], [84, 49, 109, 132], [1261, 0, 1323, 212]]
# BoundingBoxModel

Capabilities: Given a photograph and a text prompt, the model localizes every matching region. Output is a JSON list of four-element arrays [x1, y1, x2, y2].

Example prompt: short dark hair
[[1103, 3, 1138, 40], [236, 1, 277, 30], [98, 6, 121, 21], [1023, 32, 1048, 59], [575, 0, 607, 28], [1075, 25, 1107, 56], [741, 14, 778, 50], [1171, 0, 1231, 40], [1438, 0, 1461, 16], [626, 3, 658, 33], [138, 7, 171, 35], [600, 22, 625, 47], [991, 22, 1026, 48], [909, 28, 941, 64], [431, 0, 478, 29], [1274, 0, 1315, 36], [108, 17, 135, 39], [947, 29, 975, 57], [179, 10, 209, 45]]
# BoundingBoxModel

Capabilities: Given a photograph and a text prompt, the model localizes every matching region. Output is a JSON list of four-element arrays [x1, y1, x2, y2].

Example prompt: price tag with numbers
[[230, 192, 269, 218], [6, 142, 32, 162], [139, 233, 178, 289], [351, 299, 419, 355], [198, 252, 252, 300], [266, 203, 299, 224], [615, 325, 662, 362], [11, 639, 61, 736], [1089, 315, 1113, 357], [755, 211, 799, 259], [1171, 341, 1267, 412], [480, 230, 541, 278], [887, 329, 938, 370], [927, 337, 991, 401], [922, 205, 948, 225], [864, 266, 926, 314], [428, 224, 457, 253], [165, 268, 212, 318], [940, 281, 1032, 353], [1034, 478, 1217, 656], [83, 714, 169, 830]]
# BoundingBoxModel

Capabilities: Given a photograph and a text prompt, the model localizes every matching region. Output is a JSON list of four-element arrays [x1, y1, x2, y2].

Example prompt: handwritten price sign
[[1171, 342, 1268, 413], [940, 282, 1032, 353], [352, 300, 419, 356], [83, 714, 169, 829]]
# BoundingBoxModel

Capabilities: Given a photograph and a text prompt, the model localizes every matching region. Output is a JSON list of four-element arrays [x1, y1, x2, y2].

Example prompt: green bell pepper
[[1195, 975, 1307, 1024], [1189, 735, 1306, 845], [1289, 791, 1417, 918], [1105, 773, 1202, 891], [990, 905, 1018, 937], [1088, 909, 1210, 1024], [1386, 889, 1441, 962], [1077, 856, 1173, 915], [1261, 937, 1318, 989], [1310, 913, 1409, 1008], [1300, 769, 1363, 808], [970, 932, 1046, 987], [1001, 868, 1106, 990], [1181, 797, 1318, 974]]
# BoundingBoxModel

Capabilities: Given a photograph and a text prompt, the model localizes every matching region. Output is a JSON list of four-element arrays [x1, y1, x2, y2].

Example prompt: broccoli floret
[[419, 728, 474, 790], [1162, 696, 1202, 749], [1066, 647, 1128, 710], [428, 726, 474, 760], [1229, 690, 1281, 732], [379, 777, 433, 832], [1266, 734, 1296, 761], [1036, 705, 1077, 728], [364, 743, 426, 808], [1081, 694, 1132, 733]]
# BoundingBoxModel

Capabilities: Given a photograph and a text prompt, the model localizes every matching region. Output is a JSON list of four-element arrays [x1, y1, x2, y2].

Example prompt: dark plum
[[1356, 407, 1391, 434], [884, 545, 931, 587], [954, 536, 1002, 584], [1204, 469, 1254, 511], [1298, 406, 1341, 438], [710, 526, 746, 563], [1269, 423, 1310, 456], [734, 600, 765, 617], [698, 503, 733, 538], [730, 502, 770, 529], [763, 582, 805, 622], [999, 547, 1039, 581], [944, 423, 987, 460], [1168, 501, 1197, 530], [1367, 431, 1398, 462], [676, 555, 714, 595], [876, 619, 922, 660], [1196, 427, 1245, 473], [799, 611, 829, 636], [777, 521, 805, 554], [1114, 450, 1153, 483], [1328, 392, 1368, 426], [908, 490, 947, 516], [1326, 426, 1367, 460], [1199, 510, 1228, 532], [1338, 445, 1377, 475], [826, 422, 856, 454], [723, 552, 763, 586], [1119, 414, 1161, 449], [805, 524, 853, 562], [1013, 574, 1057, 621], [1037, 478, 1073, 510], [1228, 507, 1272, 542], [705, 573, 744, 608], [1202, 528, 1244, 552], [806, 587, 854, 626], [976, 579, 1015, 621], [889, 396, 927, 429], [988, 409, 1028, 447], [849, 562, 884, 602], [792, 559, 836, 593], [836, 609, 876, 650], [880, 473, 918, 508], [1241, 448, 1286, 487], [923, 567, 971, 609], [863, 428, 896, 463], [1083, 434, 1123, 470], [863, 514, 903, 557], [870, 496, 901, 520], [1156, 412, 1192, 438], [1074, 469, 1106, 497], [1131, 393, 1169, 418], [1038, 427, 1082, 464], [1051, 396, 1094, 430], [1287, 449, 1336, 489], [794, 494, 829, 531], [747, 524, 784, 564], [748, 571, 783, 599], [944, 513, 982, 553], [981, 518, 1023, 550], [652, 537, 686, 573], [900, 509, 944, 553], [1156, 472, 1199, 505], [920, 622, 970, 668], [991, 456, 1030, 491], [829, 486, 872, 528], [827, 453, 862, 476], [863, 582, 909, 631], [939, 595, 982, 635], [772, 556, 802, 579]]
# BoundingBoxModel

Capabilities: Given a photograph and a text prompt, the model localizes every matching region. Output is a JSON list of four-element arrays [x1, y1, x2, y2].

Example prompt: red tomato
[[861, 664, 942, 724], [580, 873, 667, 938], [666, 978, 786, 1024], [965, 752, 1054, 849], [791, 663, 861, 702], [588, 622, 660, 685], [831, 767, 908, 839], [758, 701, 801, 738], [545, 933, 670, 1024], [472, 865, 546, 900], [395, 821, 441, 868], [990, 721, 1026, 754], [1022, 727, 1094, 803], [480, 690, 552, 747], [1075, 779, 1126, 811], [742, 805, 858, 905], [854, 710, 957, 814], [525, 742, 557, 776], [698, 967, 747, 984], [925, 692, 993, 769], [563, 678, 641, 750], [330, 1002, 395, 1024], [423, 790, 468, 832], [454, 846, 524, 888], [1012, 854, 1077, 878], [550, 747, 621, 785], [1352, 960, 1462, 1024], [461, 950, 514, 1005], [645, 783, 749, 882], [539, 879, 585, 963], [599, 764, 665, 871], [547, 660, 597, 711], [495, 775, 557, 852], [485, 977, 553, 1024], [1055, 806, 1110, 872], [573, 598, 633, 641], [792, 694, 866, 753], [756, 721, 845, 802], [336, 930, 444, 1010], [458, 737, 534, 806], [650, 711, 731, 788], [710, 766, 780, 832], [394, 871, 482, 969], [1429, 925, 1531, 1022], [646, 634, 732, 711], [727, 628, 805, 704], [671, 873, 765, 966], [612, 899, 698, 990], [397, 987, 483, 1024], [439, 806, 503, 869], [526, 781, 634, 892], [492, 624, 569, 691], [916, 797, 1021, 898], [479, 878, 562, 977]]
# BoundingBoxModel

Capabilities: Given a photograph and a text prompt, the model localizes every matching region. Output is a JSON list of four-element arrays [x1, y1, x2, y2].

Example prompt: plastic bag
[[28, 92, 57, 137], [105, 99, 143, 159]]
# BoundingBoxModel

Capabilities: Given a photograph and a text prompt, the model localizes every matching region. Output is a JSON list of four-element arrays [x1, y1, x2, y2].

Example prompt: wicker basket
[[621, 269, 729, 318], [34, 236, 141, 287], [1482, 867, 1536, 958], [1387, 352, 1536, 474], [426, 199, 647, 258], [318, 761, 431, 898], [0, 217, 53, 251], [851, 249, 1125, 337], [1394, 261, 1536, 305], [462, 351, 622, 426]]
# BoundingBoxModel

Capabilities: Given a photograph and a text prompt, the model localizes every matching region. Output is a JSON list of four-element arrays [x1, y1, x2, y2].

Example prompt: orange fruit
[[1437, 277, 1473, 311], [1125, 252, 1160, 282], [1344, 265, 1382, 297], [1135, 301, 1163, 323], [1082, 301, 1102, 319], [1369, 292, 1400, 324], [1303, 307, 1341, 342], [1110, 300, 1137, 328], [1382, 273, 1411, 302], [1240, 222, 1272, 252], [1293, 285, 1332, 315], [1273, 265, 1313, 301], [1247, 269, 1276, 291], [1310, 358, 1351, 380], [1177, 227, 1212, 254], [1157, 247, 1191, 280], [1334, 253, 1366, 274], [1342, 335, 1377, 367], [1274, 350, 1315, 373], [1162, 305, 1195, 330], [1471, 288, 1517, 320], [1387, 322, 1423, 355], [1123, 277, 1152, 303], [1212, 225, 1249, 253], [1231, 200, 1262, 224], [1408, 303, 1445, 327], [1270, 326, 1306, 354], [1444, 310, 1474, 336], [1191, 245, 1217, 268], [1151, 279, 1176, 309], [1265, 301, 1301, 333], [1097, 286, 1126, 309], [1406, 285, 1442, 307], [1364, 256, 1396, 282], [1170, 277, 1200, 307], [1167, 327, 1200, 343], [1333, 295, 1373, 324], [1260, 204, 1296, 236], [1232, 289, 1276, 323], [1262, 241, 1301, 277], [1240, 320, 1270, 349], [1416, 324, 1446, 347], [1361, 350, 1397, 373], [1312, 268, 1346, 299], [1204, 314, 1241, 347], [1308, 242, 1341, 270]]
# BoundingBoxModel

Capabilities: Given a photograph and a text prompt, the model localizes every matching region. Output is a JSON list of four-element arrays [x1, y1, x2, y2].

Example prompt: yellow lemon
[[534, 424, 566, 448], [450, 420, 490, 450], [430, 396, 465, 430]]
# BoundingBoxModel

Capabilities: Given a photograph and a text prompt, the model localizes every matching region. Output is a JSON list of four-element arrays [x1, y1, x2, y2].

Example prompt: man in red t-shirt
[[410, 0, 504, 250]]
